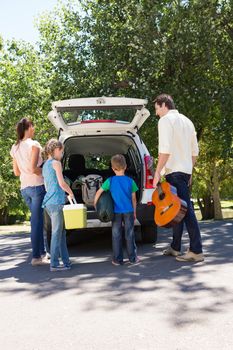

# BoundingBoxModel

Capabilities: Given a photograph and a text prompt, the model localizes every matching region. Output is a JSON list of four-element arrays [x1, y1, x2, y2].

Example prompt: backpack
[[81, 174, 103, 206], [96, 190, 114, 222]]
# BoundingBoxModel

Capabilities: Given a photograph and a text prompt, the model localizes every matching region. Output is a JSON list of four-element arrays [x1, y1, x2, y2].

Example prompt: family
[[10, 94, 204, 272]]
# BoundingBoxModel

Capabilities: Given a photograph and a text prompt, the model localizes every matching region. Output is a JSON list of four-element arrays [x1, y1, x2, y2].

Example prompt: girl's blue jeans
[[45, 204, 70, 268]]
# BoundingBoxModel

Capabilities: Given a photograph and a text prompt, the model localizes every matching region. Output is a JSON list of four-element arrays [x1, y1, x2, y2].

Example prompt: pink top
[[10, 138, 44, 189]]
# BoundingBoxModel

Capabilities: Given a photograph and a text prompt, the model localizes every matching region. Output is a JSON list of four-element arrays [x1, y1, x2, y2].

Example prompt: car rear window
[[60, 108, 138, 125]]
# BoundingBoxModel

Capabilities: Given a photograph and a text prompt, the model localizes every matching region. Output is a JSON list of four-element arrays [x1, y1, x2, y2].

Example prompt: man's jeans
[[165, 172, 203, 254], [112, 212, 137, 263], [21, 185, 46, 259], [45, 204, 70, 268]]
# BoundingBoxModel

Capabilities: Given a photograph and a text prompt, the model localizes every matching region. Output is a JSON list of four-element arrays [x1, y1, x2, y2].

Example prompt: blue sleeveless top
[[42, 159, 66, 208]]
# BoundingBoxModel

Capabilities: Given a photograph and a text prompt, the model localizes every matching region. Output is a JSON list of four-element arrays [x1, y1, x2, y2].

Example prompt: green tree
[[37, 0, 233, 219], [156, 0, 233, 218], [0, 0, 232, 223], [0, 40, 52, 223]]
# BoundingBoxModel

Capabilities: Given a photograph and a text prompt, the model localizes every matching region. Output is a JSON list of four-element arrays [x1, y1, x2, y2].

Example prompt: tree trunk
[[211, 162, 223, 220], [0, 207, 9, 225], [197, 195, 214, 220]]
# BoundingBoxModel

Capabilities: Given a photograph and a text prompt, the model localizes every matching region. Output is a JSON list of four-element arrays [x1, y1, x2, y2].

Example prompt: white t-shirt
[[158, 109, 199, 175], [10, 138, 44, 189]]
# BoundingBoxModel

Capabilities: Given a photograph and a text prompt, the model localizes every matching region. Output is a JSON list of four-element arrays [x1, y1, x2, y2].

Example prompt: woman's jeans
[[165, 172, 203, 254], [45, 204, 70, 268], [21, 185, 46, 259], [112, 212, 137, 263]]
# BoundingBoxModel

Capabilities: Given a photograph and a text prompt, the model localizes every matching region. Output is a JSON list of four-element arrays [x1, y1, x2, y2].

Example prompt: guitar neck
[[157, 182, 165, 199]]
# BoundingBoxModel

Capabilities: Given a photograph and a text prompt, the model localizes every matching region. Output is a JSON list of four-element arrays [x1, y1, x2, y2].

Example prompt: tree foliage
[[0, 41, 52, 223], [0, 0, 232, 222]]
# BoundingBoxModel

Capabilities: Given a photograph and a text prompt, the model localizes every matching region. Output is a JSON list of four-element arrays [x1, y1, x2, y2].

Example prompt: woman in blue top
[[42, 139, 74, 272]]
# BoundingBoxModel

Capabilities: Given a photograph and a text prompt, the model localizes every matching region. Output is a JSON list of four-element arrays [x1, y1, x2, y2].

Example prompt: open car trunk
[[48, 97, 150, 136], [62, 135, 143, 214]]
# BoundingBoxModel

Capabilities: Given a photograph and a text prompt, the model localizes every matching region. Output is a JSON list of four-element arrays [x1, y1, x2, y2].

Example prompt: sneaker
[[163, 246, 181, 257], [176, 250, 204, 262], [40, 255, 50, 263], [63, 261, 72, 267], [63, 263, 72, 269], [50, 266, 71, 272], [31, 258, 48, 266], [41, 253, 50, 260], [129, 257, 140, 265], [112, 260, 123, 266]]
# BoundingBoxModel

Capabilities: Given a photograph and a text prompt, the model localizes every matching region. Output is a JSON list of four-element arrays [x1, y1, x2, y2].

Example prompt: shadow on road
[[0, 220, 233, 327]]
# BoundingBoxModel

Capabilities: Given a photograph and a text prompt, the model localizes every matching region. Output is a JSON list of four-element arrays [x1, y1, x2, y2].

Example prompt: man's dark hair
[[153, 94, 176, 110]]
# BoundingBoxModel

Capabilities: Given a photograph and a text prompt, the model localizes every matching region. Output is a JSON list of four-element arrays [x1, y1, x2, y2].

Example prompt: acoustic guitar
[[152, 181, 187, 228]]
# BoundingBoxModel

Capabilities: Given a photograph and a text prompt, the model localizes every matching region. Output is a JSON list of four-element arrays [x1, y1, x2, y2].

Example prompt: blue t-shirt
[[101, 175, 138, 213], [42, 159, 66, 208]]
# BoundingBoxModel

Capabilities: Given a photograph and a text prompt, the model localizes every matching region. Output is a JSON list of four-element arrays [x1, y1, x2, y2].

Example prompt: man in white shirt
[[153, 94, 204, 262]]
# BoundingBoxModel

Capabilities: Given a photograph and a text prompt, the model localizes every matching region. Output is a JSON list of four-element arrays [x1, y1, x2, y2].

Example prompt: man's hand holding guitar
[[153, 153, 170, 189]]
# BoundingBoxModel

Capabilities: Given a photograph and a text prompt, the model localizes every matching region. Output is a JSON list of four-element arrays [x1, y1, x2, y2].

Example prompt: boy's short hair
[[111, 154, 127, 171]]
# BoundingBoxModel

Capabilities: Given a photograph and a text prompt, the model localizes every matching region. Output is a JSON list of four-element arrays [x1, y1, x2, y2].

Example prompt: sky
[[0, 0, 66, 44]]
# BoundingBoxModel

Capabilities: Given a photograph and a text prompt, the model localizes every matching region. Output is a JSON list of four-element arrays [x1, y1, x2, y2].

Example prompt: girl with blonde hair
[[42, 139, 74, 272]]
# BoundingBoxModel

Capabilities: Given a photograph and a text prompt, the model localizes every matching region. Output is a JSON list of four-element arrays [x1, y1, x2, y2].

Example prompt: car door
[[48, 97, 150, 136]]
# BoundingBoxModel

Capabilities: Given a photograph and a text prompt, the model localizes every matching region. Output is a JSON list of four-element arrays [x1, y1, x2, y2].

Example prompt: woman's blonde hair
[[43, 138, 63, 159]]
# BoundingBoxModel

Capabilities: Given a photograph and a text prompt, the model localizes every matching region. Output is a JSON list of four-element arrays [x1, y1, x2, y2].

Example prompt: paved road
[[0, 220, 233, 350]]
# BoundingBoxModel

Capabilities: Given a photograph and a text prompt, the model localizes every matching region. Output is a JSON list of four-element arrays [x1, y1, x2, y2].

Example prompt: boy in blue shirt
[[94, 154, 139, 266]]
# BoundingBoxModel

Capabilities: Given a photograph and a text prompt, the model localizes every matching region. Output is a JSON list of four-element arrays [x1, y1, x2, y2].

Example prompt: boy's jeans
[[165, 172, 203, 254], [45, 204, 70, 268], [112, 212, 137, 263], [21, 185, 46, 259]]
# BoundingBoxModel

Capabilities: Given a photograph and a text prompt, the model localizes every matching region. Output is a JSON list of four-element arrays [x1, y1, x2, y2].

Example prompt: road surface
[[0, 220, 233, 350]]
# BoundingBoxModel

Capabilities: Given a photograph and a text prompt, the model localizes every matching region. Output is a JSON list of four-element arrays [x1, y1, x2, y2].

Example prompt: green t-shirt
[[102, 177, 138, 192]]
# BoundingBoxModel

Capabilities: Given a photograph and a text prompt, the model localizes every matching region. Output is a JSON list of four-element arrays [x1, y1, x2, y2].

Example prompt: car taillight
[[144, 155, 154, 189]]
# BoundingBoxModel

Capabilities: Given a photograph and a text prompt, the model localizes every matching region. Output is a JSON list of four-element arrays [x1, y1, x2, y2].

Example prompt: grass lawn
[[221, 200, 233, 208], [194, 200, 233, 221]]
